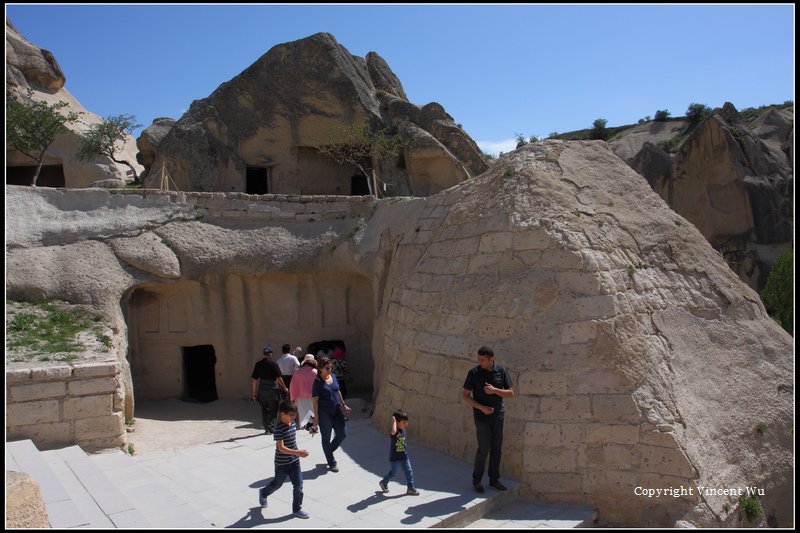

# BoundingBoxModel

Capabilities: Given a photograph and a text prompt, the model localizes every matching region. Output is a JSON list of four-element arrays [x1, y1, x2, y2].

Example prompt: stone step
[[6, 439, 88, 528], [40, 446, 152, 527], [465, 499, 598, 528], [90, 450, 213, 527]]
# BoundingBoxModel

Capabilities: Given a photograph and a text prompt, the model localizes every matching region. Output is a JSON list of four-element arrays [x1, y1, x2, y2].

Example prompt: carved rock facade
[[6, 140, 792, 527], [146, 33, 487, 197]]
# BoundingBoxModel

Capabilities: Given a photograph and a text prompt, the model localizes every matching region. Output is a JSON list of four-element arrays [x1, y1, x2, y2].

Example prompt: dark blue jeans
[[381, 458, 415, 488], [473, 412, 504, 484], [318, 410, 347, 467], [261, 460, 303, 512]]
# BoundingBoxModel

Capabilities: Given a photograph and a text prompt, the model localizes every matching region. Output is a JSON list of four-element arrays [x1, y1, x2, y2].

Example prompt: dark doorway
[[7, 165, 66, 187], [308, 340, 357, 398], [246, 167, 270, 194], [351, 174, 370, 196], [182, 345, 218, 402]]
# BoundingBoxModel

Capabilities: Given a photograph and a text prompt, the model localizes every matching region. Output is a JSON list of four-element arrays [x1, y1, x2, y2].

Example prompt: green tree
[[591, 118, 608, 140], [654, 109, 671, 121], [761, 250, 793, 334], [77, 114, 142, 184], [6, 89, 81, 186], [316, 123, 401, 196], [686, 103, 712, 126], [515, 133, 528, 148]]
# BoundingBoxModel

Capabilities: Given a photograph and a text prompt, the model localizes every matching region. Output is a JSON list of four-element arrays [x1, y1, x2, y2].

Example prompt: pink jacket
[[290, 365, 318, 400]]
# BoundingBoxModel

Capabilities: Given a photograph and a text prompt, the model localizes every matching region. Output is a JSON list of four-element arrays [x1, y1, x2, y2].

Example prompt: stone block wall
[[106, 188, 378, 223], [6, 361, 126, 452]]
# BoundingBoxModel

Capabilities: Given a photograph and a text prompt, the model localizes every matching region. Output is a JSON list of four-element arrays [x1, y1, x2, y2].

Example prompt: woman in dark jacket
[[311, 356, 349, 471]]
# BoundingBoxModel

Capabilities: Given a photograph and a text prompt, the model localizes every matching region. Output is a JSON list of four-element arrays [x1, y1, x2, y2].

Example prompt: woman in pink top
[[290, 354, 318, 431]]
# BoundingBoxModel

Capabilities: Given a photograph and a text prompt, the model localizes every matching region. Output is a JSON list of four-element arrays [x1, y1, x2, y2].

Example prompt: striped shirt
[[274, 421, 299, 466]]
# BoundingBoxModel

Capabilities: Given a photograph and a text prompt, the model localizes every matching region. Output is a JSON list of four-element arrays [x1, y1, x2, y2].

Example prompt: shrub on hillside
[[686, 103, 712, 126], [654, 109, 671, 121], [760, 249, 793, 335]]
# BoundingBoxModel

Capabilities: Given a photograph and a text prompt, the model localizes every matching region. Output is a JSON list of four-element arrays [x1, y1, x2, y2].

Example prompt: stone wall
[[5, 139, 792, 526], [6, 361, 126, 451]]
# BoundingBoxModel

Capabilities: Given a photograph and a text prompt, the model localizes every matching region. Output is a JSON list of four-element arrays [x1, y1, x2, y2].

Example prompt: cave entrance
[[182, 345, 218, 403], [246, 166, 271, 194], [6, 165, 65, 187]]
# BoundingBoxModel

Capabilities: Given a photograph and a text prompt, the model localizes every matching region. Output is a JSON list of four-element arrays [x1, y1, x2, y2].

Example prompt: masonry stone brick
[[31, 366, 71, 381], [586, 424, 640, 445], [540, 396, 592, 421], [74, 413, 124, 440], [639, 445, 696, 478], [7, 400, 61, 425], [524, 447, 578, 473], [560, 321, 597, 344], [9, 381, 66, 402], [512, 230, 550, 250], [570, 369, 627, 394], [582, 443, 639, 470], [478, 317, 517, 339], [592, 394, 642, 423], [7, 422, 71, 445], [531, 472, 583, 494], [479, 232, 513, 253], [518, 371, 568, 396], [68, 377, 117, 396], [6, 369, 32, 383], [63, 395, 113, 420], [557, 272, 602, 295]]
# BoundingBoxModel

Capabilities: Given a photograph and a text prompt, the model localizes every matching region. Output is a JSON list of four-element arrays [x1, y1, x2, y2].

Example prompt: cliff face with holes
[[6, 140, 792, 527], [146, 32, 487, 197]]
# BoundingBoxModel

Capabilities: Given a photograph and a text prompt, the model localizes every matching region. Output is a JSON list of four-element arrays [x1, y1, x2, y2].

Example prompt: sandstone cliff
[[5, 20, 143, 188], [146, 32, 487, 196], [6, 140, 792, 527], [626, 104, 793, 291]]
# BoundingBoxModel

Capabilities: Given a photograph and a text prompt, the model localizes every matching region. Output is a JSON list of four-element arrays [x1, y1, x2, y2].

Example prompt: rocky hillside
[[5, 20, 143, 188], [552, 102, 793, 291]]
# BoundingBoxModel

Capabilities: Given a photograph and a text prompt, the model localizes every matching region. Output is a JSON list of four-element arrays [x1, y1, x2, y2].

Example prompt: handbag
[[335, 402, 348, 421]]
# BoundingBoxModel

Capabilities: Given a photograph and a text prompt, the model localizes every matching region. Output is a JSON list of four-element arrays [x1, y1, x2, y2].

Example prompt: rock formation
[[6, 140, 792, 527], [146, 32, 487, 196], [5, 20, 143, 188], [5, 470, 50, 528], [136, 117, 176, 176], [609, 119, 690, 162], [625, 104, 793, 291]]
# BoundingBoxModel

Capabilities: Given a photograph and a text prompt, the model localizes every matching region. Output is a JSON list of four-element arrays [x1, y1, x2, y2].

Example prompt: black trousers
[[472, 412, 504, 484]]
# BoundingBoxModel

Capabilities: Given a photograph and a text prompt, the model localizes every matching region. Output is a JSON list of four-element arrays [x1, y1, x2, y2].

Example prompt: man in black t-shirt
[[251, 347, 289, 434], [462, 346, 514, 493]]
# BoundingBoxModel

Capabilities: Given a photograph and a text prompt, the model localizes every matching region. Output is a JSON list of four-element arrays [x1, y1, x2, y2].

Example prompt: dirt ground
[[126, 397, 371, 455]]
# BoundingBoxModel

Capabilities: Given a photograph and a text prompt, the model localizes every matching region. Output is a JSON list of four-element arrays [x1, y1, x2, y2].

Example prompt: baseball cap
[[263, 347, 273, 354]]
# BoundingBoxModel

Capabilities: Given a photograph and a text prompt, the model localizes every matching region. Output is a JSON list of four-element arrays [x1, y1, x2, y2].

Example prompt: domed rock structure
[[6, 140, 791, 527], [146, 32, 487, 196]]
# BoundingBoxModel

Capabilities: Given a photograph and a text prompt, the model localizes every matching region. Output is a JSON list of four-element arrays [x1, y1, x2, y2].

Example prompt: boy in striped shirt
[[258, 400, 311, 519]]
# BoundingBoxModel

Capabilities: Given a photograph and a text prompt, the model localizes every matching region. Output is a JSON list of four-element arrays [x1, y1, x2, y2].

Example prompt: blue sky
[[6, 4, 795, 155]]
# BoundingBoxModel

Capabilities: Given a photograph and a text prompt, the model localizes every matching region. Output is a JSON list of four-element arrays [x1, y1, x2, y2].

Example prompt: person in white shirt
[[275, 344, 301, 389]]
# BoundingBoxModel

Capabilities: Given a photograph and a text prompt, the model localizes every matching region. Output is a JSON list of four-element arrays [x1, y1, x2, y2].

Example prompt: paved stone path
[[8, 399, 597, 528]]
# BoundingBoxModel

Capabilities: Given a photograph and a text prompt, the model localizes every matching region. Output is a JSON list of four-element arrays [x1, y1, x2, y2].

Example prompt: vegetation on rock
[[6, 89, 81, 186], [760, 249, 793, 335]]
